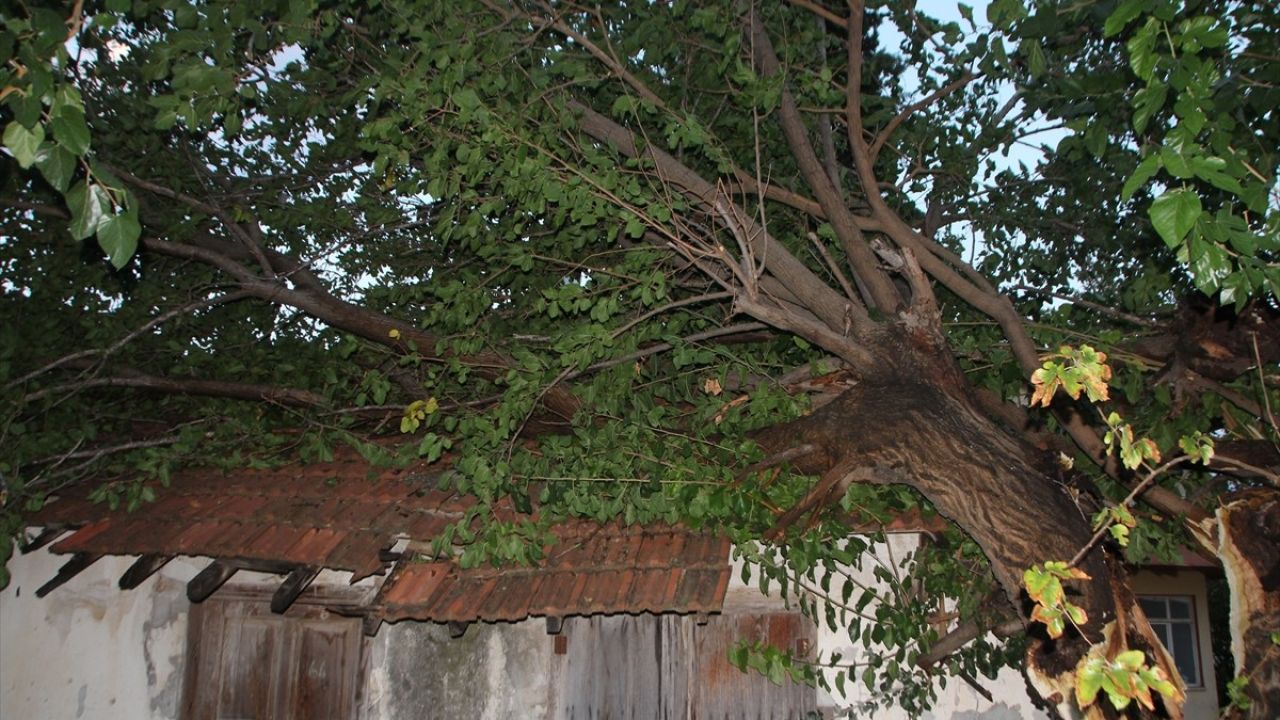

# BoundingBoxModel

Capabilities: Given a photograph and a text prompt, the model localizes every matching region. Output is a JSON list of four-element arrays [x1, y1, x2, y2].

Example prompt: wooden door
[[552, 612, 817, 720], [181, 596, 363, 720], [689, 613, 817, 720]]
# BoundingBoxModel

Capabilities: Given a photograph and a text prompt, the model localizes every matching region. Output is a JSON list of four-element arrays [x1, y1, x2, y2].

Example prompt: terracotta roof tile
[[283, 528, 347, 566], [246, 525, 311, 558], [49, 519, 114, 553], [29, 448, 731, 621], [324, 530, 392, 578]]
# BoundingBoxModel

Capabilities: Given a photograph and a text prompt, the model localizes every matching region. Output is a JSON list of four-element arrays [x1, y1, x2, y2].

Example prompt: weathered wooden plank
[[20, 526, 68, 554], [187, 560, 237, 603], [689, 613, 818, 719], [271, 565, 321, 614], [35, 552, 100, 597], [183, 595, 364, 720], [219, 613, 282, 718], [553, 614, 685, 720], [118, 554, 172, 590], [289, 616, 363, 719]]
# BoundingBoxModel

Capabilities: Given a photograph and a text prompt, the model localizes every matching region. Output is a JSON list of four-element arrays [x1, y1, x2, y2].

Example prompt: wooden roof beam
[[119, 554, 173, 590], [187, 560, 237, 603], [271, 565, 321, 614], [35, 552, 101, 597]]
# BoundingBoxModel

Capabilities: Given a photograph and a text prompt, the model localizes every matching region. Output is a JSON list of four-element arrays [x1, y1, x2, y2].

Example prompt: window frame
[[1137, 594, 1204, 689]]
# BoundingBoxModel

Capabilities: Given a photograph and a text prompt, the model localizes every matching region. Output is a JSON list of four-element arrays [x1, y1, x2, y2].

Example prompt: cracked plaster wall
[[0, 547, 194, 719]]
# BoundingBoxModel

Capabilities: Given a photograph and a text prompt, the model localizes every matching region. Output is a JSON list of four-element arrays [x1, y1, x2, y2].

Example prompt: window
[[1138, 595, 1202, 688]]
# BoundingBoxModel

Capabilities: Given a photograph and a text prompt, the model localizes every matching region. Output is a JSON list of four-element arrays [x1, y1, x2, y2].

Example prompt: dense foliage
[[2, 0, 1276, 716]]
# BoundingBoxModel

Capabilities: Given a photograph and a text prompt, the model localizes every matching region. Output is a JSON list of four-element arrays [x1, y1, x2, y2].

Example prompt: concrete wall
[[362, 617, 555, 720]]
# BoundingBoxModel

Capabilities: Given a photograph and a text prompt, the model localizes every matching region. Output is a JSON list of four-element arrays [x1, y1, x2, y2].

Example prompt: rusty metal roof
[[29, 448, 732, 621]]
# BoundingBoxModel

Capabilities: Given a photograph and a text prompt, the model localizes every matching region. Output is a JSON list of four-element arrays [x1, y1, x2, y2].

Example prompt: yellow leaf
[[1115, 649, 1146, 670], [1066, 603, 1088, 626], [1031, 605, 1065, 638], [389, 328, 401, 339]]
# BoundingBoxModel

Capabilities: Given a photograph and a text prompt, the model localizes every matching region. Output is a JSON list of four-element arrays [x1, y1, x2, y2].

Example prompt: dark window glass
[[1139, 594, 1201, 688]]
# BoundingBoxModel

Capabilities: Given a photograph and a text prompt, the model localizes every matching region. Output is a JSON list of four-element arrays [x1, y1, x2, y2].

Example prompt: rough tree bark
[[1212, 490, 1280, 719]]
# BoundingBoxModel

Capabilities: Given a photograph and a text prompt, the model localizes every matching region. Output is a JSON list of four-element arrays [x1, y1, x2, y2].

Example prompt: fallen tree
[[2, 1, 1276, 716]]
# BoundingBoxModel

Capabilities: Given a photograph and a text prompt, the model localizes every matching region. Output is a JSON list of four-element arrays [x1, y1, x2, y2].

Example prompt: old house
[[0, 449, 1219, 718]]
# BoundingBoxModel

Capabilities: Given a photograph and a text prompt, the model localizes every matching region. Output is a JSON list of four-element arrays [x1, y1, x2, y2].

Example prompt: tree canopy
[[2, 0, 1277, 716]]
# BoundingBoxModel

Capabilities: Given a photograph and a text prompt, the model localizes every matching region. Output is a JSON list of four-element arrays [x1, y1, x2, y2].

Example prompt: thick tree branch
[[843, 0, 868, 167], [917, 616, 1024, 670], [110, 165, 276, 278], [747, 9, 901, 314], [140, 237, 583, 422], [834, 2, 1208, 526], [786, 0, 844, 26], [571, 100, 868, 337], [23, 366, 329, 407]]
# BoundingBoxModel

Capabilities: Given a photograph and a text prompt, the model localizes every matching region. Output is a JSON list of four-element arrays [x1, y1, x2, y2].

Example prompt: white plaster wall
[[730, 536, 1048, 719], [1132, 569, 1220, 719], [0, 547, 194, 720]]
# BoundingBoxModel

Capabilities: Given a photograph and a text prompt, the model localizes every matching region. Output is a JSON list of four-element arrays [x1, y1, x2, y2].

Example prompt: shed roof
[[27, 447, 732, 625]]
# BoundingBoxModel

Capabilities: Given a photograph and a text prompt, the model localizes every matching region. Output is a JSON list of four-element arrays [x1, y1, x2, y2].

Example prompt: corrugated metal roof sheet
[[31, 447, 731, 620]]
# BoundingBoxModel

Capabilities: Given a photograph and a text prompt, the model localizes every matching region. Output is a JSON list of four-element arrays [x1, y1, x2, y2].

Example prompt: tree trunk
[[752, 374, 1189, 716], [1216, 489, 1280, 719], [758, 380, 1109, 616]]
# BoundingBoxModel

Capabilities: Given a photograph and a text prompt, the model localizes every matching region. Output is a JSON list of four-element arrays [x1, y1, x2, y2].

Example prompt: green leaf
[[1023, 40, 1046, 78], [97, 211, 141, 269], [67, 181, 112, 240], [1132, 83, 1167, 135], [1116, 649, 1146, 670], [1149, 189, 1201, 248], [35, 144, 77, 193], [3, 121, 44, 169], [453, 88, 481, 112], [1189, 155, 1244, 195], [1122, 154, 1161, 200], [1077, 659, 1105, 707], [1191, 240, 1230, 294], [1159, 144, 1192, 178], [1127, 20, 1159, 81], [611, 95, 637, 116], [1104, 0, 1147, 37], [49, 110, 92, 155]]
